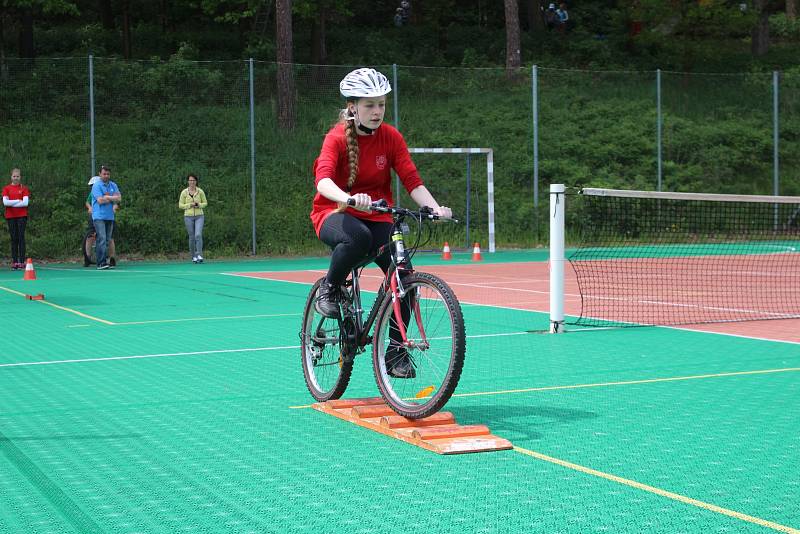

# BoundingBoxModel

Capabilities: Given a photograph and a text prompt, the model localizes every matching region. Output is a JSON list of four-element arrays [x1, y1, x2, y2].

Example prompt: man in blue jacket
[[91, 165, 122, 270]]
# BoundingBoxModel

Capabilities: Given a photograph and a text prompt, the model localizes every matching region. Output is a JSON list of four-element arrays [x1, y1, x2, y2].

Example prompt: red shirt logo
[[375, 155, 387, 170]]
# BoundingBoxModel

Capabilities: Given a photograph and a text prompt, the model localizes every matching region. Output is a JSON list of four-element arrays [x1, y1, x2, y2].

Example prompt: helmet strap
[[357, 123, 375, 135], [349, 105, 376, 135]]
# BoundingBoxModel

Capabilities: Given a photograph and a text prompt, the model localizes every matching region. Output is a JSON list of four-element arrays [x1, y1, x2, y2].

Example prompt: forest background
[[1, 0, 799, 258]]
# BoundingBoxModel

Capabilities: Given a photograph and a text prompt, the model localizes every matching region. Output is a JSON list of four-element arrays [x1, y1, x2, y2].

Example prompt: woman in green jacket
[[178, 174, 208, 263]]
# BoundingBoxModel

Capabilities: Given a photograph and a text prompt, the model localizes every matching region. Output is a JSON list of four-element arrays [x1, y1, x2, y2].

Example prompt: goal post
[[405, 148, 495, 253]]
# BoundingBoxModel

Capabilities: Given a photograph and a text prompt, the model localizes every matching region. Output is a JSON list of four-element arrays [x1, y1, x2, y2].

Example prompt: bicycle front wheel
[[372, 272, 466, 419], [300, 278, 353, 402]]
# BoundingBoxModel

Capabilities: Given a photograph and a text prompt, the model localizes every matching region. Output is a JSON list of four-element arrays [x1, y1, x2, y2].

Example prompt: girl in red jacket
[[309, 68, 451, 377], [2, 168, 30, 269]]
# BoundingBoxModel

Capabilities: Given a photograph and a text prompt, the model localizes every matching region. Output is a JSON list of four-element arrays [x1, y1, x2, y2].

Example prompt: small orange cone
[[23, 258, 37, 280], [441, 242, 452, 260], [471, 243, 483, 262]]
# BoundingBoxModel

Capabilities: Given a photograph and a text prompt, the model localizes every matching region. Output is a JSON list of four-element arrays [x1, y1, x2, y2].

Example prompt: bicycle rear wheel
[[82, 230, 96, 266], [372, 272, 466, 419], [300, 278, 353, 402]]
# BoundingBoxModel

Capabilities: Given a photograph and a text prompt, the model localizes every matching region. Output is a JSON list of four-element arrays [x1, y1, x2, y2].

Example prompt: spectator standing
[[2, 168, 30, 270], [178, 174, 207, 263], [85, 176, 116, 267], [91, 165, 121, 270]]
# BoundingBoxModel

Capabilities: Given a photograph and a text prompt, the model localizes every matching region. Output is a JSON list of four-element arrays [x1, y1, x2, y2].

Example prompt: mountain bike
[[300, 200, 465, 419]]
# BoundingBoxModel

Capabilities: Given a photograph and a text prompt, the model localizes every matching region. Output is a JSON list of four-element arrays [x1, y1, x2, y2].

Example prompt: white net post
[[549, 184, 566, 333]]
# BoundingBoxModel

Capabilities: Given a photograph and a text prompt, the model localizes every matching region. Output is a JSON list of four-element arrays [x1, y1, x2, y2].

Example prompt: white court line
[[662, 326, 800, 346], [449, 280, 796, 320], [0, 331, 535, 369], [0, 345, 301, 368]]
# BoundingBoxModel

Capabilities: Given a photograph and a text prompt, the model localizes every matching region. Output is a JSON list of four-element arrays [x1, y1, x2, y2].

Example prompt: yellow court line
[[0, 285, 115, 325], [513, 446, 800, 533], [450, 367, 800, 399], [115, 312, 301, 326], [288, 367, 800, 409]]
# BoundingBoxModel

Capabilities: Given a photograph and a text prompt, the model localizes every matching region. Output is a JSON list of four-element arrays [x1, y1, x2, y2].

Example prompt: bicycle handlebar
[[346, 198, 458, 223]]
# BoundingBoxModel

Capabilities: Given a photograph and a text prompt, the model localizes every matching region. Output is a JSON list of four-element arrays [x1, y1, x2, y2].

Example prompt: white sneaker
[[192, 256, 198, 263], [196, 255, 204, 263]]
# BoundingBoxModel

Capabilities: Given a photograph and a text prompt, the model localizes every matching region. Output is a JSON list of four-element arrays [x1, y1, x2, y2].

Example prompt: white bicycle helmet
[[339, 68, 392, 99]]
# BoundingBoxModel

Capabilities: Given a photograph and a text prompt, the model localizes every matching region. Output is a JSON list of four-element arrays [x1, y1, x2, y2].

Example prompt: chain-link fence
[[1, 57, 798, 259]]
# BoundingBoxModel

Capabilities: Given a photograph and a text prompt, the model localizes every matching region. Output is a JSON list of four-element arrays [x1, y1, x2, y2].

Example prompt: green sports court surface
[[1, 252, 798, 533]]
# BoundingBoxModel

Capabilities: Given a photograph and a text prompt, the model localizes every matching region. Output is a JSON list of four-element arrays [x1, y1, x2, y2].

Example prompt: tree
[[751, 0, 782, 56], [504, 0, 521, 75], [0, 0, 78, 58], [120, 0, 131, 59], [788, 0, 796, 21], [276, 0, 295, 130], [98, 0, 113, 29]]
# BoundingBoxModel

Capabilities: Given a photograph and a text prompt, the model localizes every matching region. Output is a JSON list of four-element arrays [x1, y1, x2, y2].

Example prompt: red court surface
[[230, 262, 800, 344]]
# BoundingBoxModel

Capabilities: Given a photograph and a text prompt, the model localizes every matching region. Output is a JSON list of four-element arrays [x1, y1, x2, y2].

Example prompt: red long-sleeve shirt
[[2, 184, 30, 219], [310, 123, 424, 236]]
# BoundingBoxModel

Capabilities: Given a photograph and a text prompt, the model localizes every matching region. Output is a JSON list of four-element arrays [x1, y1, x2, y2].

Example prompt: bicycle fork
[[389, 272, 429, 350]]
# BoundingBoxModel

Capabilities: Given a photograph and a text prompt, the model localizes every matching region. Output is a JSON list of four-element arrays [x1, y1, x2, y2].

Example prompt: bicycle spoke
[[301, 279, 353, 401], [373, 273, 465, 419]]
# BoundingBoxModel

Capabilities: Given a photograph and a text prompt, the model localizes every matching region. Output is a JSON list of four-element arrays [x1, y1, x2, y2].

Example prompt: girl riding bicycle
[[311, 67, 452, 378]]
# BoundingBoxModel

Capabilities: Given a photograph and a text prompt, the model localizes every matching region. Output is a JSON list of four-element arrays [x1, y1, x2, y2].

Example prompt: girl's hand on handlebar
[[349, 193, 373, 212], [433, 206, 452, 220]]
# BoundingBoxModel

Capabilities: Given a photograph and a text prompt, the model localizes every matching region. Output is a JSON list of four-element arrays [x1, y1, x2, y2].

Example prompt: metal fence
[[0, 57, 798, 258]]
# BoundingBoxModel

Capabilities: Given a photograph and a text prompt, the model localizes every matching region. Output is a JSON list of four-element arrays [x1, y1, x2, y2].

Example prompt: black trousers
[[7, 216, 27, 264], [319, 212, 398, 285]]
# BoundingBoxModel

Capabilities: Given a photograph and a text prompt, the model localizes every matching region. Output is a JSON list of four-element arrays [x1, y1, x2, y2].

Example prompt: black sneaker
[[109, 257, 116, 267], [314, 280, 340, 318], [97, 263, 110, 270], [386, 347, 416, 379]]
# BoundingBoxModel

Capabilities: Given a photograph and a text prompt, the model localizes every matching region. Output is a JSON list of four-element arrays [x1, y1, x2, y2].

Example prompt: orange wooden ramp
[[311, 397, 513, 455]]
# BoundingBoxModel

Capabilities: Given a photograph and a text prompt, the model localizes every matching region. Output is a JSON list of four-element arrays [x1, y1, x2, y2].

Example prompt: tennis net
[[554, 187, 800, 328]]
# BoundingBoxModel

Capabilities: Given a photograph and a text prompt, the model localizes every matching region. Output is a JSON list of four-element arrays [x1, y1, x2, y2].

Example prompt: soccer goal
[[400, 148, 495, 253]]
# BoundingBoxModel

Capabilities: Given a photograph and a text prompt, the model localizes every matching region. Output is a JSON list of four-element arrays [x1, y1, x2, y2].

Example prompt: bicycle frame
[[339, 213, 430, 357]]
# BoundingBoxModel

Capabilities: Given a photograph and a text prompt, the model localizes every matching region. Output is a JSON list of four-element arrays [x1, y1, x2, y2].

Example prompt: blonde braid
[[335, 105, 360, 212]]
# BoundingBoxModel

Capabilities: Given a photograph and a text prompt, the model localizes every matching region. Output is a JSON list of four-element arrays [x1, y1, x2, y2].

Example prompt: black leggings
[[319, 212, 403, 285], [320, 213, 412, 350], [7, 216, 27, 264]]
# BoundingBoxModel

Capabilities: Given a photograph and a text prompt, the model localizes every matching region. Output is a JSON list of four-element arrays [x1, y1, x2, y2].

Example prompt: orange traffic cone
[[471, 243, 483, 262], [441, 242, 452, 260], [23, 258, 37, 280]]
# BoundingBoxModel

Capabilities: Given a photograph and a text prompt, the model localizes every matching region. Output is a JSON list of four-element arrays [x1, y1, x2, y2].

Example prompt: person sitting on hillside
[[394, 7, 404, 27], [544, 4, 559, 30], [557, 3, 573, 32], [400, 0, 411, 23]]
